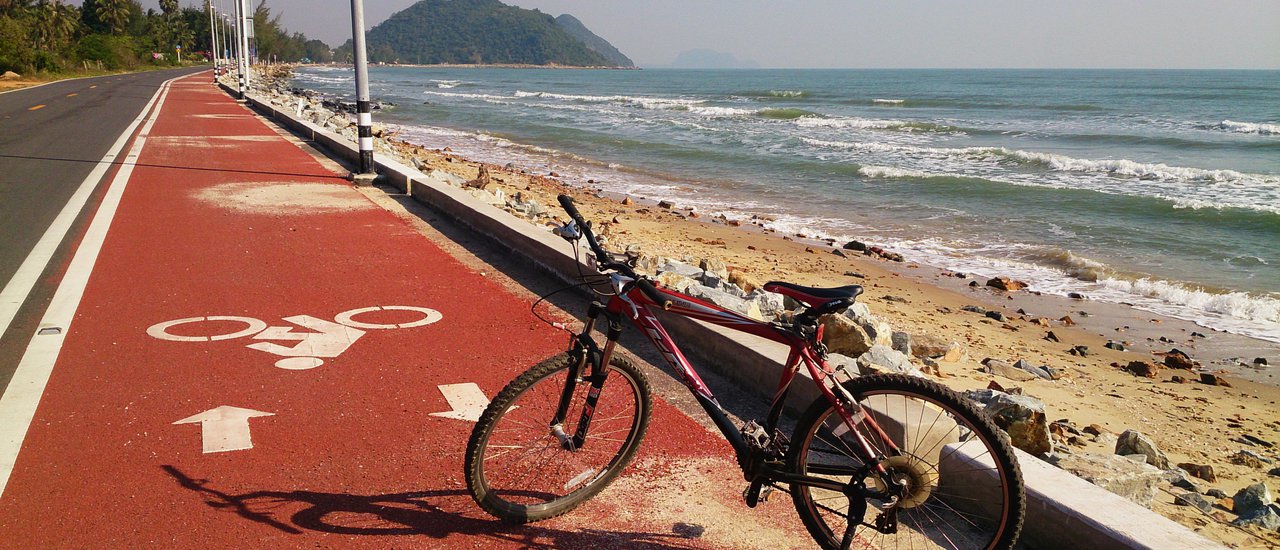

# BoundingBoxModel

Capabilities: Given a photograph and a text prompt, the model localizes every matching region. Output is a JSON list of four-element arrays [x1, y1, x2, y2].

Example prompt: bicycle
[[465, 195, 1025, 549]]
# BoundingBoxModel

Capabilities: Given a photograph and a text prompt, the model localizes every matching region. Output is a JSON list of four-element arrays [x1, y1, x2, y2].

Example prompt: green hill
[[361, 0, 627, 66], [554, 14, 633, 68]]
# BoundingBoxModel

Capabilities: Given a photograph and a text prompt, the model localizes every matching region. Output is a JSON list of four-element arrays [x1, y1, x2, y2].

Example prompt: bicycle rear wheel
[[465, 353, 651, 523], [789, 374, 1024, 550]]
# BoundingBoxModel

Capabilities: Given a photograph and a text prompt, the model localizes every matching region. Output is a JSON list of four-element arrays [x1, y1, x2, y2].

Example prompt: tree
[[32, 0, 80, 50], [95, 0, 131, 34]]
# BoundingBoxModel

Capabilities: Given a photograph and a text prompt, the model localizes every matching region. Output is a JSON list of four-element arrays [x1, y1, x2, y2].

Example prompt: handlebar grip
[[558, 194, 586, 225], [635, 278, 673, 311]]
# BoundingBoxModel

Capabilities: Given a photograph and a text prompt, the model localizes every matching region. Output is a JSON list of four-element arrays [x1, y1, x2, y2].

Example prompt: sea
[[289, 66, 1280, 344]]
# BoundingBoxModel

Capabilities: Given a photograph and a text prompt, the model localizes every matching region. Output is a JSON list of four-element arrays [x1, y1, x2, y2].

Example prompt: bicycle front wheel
[[465, 353, 651, 523], [789, 374, 1024, 550]]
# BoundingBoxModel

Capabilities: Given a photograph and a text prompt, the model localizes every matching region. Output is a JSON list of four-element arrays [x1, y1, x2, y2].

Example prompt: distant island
[[348, 0, 634, 67], [670, 49, 760, 69]]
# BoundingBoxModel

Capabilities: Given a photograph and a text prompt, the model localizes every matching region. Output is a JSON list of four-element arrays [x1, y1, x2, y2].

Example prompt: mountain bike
[[464, 195, 1025, 549]]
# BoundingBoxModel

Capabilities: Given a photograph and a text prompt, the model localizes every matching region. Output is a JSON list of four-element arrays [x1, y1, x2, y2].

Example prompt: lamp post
[[235, 0, 250, 97], [349, 0, 375, 181], [207, 1, 218, 83]]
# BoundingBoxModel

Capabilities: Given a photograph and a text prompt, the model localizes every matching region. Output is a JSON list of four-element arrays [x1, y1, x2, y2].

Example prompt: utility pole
[[236, 0, 251, 98], [349, 0, 376, 182], [207, 1, 217, 83]]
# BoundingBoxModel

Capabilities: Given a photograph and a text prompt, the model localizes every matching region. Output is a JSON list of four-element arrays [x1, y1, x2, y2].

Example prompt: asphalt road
[[0, 67, 204, 390]]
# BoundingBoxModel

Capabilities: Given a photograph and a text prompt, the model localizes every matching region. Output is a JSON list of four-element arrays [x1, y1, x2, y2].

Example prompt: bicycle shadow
[[162, 465, 707, 549]]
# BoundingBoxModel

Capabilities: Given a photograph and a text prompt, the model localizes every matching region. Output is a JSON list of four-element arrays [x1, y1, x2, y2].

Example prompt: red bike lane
[[0, 74, 811, 548]]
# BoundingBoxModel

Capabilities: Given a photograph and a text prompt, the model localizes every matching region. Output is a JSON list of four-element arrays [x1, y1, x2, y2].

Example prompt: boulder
[[685, 285, 763, 321], [1, 71, 22, 80], [909, 333, 956, 359], [986, 276, 1028, 291], [1164, 349, 1196, 370], [1115, 430, 1170, 470], [891, 331, 912, 355], [1173, 491, 1214, 514], [699, 258, 729, 280], [727, 271, 761, 294], [1232, 483, 1274, 518], [655, 271, 697, 293], [1232, 507, 1280, 531], [821, 315, 873, 357], [659, 261, 705, 281], [843, 240, 867, 251], [1200, 372, 1232, 387], [856, 345, 921, 376], [981, 358, 1038, 382], [1013, 359, 1054, 381], [984, 392, 1052, 456], [1177, 462, 1217, 483], [826, 353, 861, 376], [1123, 361, 1161, 378], [1049, 453, 1163, 507]]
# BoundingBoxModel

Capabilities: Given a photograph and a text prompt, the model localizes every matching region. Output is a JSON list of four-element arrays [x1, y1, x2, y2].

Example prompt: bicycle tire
[[788, 374, 1024, 550], [465, 353, 651, 523]]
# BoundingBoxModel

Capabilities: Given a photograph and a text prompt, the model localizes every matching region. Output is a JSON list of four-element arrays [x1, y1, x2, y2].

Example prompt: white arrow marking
[[173, 406, 275, 453], [429, 383, 492, 422], [247, 315, 366, 368]]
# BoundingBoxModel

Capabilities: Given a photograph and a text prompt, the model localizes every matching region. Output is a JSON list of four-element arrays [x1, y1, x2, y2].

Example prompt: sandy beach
[[255, 66, 1280, 547]]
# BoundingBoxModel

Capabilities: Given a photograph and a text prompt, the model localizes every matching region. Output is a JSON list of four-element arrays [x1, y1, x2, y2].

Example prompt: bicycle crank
[[868, 455, 938, 509]]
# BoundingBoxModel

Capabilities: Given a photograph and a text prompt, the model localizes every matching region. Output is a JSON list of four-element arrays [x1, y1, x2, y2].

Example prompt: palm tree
[[95, 0, 131, 34], [159, 0, 177, 15], [0, 0, 32, 17], [31, 0, 79, 49]]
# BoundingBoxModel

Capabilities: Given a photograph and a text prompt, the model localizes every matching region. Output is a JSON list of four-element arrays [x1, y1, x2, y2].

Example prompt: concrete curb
[[237, 88, 1226, 550]]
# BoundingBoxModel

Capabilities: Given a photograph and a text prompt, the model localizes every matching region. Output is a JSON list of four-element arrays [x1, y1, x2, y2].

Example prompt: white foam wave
[[431, 79, 462, 89], [687, 106, 756, 117], [1100, 278, 1280, 327], [795, 117, 915, 130], [515, 90, 702, 110], [1216, 120, 1280, 135], [770, 90, 806, 97], [873, 98, 905, 105], [423, 90, 510, 101], [857, 165, 931, 179]]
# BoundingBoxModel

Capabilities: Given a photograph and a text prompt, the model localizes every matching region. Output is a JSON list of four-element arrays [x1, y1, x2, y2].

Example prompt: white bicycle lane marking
[[146, 305, 442, 370], [148, 306, 444, 454]]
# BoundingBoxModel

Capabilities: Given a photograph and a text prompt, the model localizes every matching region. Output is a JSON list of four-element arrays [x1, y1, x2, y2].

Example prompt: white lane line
[[0, 73, 191, 498], [0, 77, 164, 342]]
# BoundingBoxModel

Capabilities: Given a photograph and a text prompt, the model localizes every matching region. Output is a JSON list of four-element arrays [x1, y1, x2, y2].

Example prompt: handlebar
[[558, 194, 672, 310]]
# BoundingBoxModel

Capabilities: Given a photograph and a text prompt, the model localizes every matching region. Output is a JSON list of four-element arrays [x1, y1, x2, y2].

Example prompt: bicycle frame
[[556, 272, 898, 496]]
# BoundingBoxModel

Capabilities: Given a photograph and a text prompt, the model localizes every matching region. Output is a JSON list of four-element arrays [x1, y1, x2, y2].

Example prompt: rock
[[1164, 349, 1196, 370], [657, 200, 674, 209], [986, 276, 1028, 291], [699, 258, 729, 280], [1205, 488, 1228, 499], [659, 261, 705, 280], [1105, 341, 1126, 351], [1270, 467, 1280, 477], [1045, 331, 1060, 342], [1199, 372, 1232, 387], [1083, 424, 1110, 436], [856, 345, 921, 376], [1232, 507, 1280, 531], [1115, 430, 1170, 469], [1060, 315, 1076, 326], [909, 333, 954, 359], [1167, 469, 1203, 493], [1173, 492, 1214, 514], [826, 353, 861, 376], [1178, 462, 1217, 482], [1013, 359, 1054, 381], [1, 71, 21, 80], [1231, 450, 1270, 469], [981, 358, 1038, 382], [654, 271, 697, 293], [984, 310, 1006, 322], [962, 388, 1004, 407], [1255, 357, 1269, 366], [1170, 375, 1188, 383], [984, 392, 1052, 455], [843, 240, 867, 251], [1068, 292, 1087, 300], [1123, 361, 1161, 378], [1068, 345, 1090, 357], [821, 315, 874, 357], [727, 271, 761, 294], [685, 285, 763, 321], [961, 305, 987, 315], [1049, 453, 1163, 507], [891, 331, 912, 355], [1232, 483, 1275, 518]]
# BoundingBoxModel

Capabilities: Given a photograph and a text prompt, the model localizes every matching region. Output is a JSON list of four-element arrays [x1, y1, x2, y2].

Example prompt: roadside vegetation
[[0, 0, 330, 82]]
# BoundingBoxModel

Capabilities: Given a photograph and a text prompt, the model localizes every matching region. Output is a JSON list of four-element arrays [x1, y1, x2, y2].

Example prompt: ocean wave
[[795, 117, 955, 132], [735, 89, 811, 100], [1028, 249, 1111, 282], [1215, 120, 1280, 135], [1100, 278, 1280, 326], [430, 79, 462, 89], [758, 108, 820, 120], [514, 90, 702, 110], [857, 165, 932, 179], [686, 106, 756, 117], [873, 98, 905, 105], [423, 90, 510, 101]]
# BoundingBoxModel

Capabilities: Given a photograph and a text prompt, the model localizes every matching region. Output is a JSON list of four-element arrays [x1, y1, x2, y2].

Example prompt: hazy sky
[[144, 1, 1280, 68]]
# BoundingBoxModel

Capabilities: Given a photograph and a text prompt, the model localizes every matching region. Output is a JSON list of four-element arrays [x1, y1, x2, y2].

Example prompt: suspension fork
[[551, 301, 622, 450]]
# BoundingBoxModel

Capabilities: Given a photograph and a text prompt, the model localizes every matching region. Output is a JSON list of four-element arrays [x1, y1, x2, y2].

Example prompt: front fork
[[552, 301, 621, 451]]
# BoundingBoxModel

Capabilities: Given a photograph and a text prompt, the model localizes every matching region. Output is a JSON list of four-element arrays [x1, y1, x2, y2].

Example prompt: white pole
[[240, 0, 252, 91], [207, 1, 217, 83], [350, 0, 374, 177]]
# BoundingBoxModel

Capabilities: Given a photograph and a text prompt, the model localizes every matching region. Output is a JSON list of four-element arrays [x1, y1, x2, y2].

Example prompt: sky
[[122, 0, 1280, 69]]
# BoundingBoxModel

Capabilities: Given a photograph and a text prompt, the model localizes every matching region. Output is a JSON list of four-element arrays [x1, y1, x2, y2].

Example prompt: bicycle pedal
[[759, 486, 776, 503]]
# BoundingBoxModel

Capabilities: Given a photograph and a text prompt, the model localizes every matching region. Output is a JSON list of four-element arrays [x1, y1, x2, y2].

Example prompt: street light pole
[[349, 0, 375, 180], [236, 0, 251, 97], [207, 1, 218, 83]]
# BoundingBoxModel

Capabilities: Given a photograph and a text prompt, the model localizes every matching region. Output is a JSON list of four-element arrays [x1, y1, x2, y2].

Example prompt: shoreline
[[251, 66, 1280, 546]]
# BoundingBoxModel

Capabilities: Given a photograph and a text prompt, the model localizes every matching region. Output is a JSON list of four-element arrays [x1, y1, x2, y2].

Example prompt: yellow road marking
[[28, 104, 46, 111], [66, 93, 78, 97]]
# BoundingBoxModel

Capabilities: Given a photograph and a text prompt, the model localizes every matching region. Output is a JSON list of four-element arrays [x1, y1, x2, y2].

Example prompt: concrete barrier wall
[[239, 89, 1225, 550]]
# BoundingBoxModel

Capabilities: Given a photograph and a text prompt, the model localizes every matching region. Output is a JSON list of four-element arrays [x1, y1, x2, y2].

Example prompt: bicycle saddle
[[763, 281, 863, 308]]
